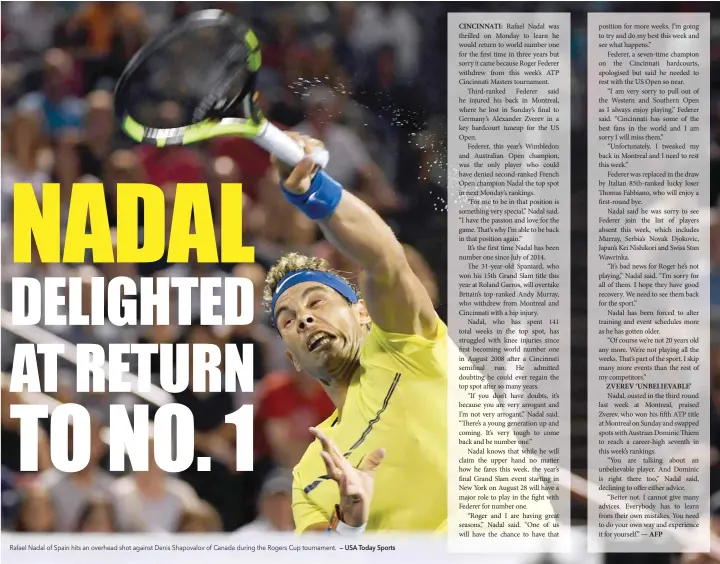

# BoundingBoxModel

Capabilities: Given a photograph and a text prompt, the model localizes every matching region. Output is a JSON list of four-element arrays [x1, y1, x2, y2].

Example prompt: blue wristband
[[281, 170, 344, 220]]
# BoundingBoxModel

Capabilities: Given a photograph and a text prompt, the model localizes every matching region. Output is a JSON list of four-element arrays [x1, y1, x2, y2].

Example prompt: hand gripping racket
[[113, 9, 328, 168]]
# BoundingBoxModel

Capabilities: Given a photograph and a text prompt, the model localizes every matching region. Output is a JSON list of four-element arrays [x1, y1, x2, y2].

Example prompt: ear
[[285, 350, 302, 372], [353, 299, 371, 327]]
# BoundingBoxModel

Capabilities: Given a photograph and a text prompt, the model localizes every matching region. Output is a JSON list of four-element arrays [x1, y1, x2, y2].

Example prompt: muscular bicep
[[359, 261, 437, 339]]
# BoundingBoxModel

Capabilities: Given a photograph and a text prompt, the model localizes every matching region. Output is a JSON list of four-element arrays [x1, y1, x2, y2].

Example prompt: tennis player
[[264, 133, 550, 534]]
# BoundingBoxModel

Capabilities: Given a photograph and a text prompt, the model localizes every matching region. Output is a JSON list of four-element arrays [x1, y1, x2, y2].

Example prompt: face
[[274, 282, 369, 378]]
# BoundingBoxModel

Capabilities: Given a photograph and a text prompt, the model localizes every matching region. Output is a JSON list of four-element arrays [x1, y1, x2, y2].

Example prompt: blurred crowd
[[1, 2, 720, 554]]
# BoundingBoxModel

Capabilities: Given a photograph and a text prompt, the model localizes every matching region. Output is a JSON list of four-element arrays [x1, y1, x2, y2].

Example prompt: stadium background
[[0, 1, 719, 563]]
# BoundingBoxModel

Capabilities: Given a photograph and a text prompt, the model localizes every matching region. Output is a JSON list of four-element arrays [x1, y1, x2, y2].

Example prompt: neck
[[310, 334, 367, 416], [321, 376, 350, 412], [314, 341, 364, 413]]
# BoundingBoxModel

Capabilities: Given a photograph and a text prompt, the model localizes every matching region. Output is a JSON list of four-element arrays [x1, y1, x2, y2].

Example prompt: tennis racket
[[113, 9, 328, 168]]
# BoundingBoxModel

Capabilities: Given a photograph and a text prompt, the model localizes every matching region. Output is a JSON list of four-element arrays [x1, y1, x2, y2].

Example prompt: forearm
[[318, 187, 405, 279]]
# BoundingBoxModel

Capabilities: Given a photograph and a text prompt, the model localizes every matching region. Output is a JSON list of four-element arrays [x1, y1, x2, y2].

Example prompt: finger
[[302, 135, 326, 155], [302, 137, 326, 171], [320, 451, 343, 482], [284, 131, 304, 143], [340, 472, 362, 500], [310, 427, 345, 465], [359, 448, 385, 476], [310, 427, 347, 469], [284, 157, 316, 191], [310, 427, 334, 454]]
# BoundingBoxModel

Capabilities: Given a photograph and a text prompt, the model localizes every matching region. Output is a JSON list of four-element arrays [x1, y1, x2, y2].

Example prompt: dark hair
[[74, 494, 119, 533]]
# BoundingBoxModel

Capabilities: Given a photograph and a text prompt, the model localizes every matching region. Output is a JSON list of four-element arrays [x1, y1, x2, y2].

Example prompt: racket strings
[[117, 20, 252, 128]]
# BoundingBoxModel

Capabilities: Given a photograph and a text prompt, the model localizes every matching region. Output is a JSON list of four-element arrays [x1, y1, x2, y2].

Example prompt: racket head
[[114, 9, 264, 147]]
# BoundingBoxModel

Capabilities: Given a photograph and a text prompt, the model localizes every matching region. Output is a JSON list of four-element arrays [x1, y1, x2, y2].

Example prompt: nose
[[298, 314, 315, 330]]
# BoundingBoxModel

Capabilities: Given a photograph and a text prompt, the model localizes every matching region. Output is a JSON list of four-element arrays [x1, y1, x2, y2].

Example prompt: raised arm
[[275, 134, 437, 339]]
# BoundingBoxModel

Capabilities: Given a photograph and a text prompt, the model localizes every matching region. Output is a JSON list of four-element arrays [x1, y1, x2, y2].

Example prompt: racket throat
[[197, 70, 260, 123]]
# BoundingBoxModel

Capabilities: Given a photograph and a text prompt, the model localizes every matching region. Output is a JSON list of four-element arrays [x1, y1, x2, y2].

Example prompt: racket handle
[[255, 122, 330, 169]]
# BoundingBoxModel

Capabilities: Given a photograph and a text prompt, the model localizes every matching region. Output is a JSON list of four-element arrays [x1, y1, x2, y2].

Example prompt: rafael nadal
[[263, 133, 554, 535]]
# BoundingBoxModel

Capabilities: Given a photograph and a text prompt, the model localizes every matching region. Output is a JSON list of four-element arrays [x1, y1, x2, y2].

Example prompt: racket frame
[[114, 9, 328, 168]]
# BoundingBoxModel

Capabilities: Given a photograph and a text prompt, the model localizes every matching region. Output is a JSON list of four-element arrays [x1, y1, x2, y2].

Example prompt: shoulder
[[360, 316, 448, 377], [363, 316, 447, 357]]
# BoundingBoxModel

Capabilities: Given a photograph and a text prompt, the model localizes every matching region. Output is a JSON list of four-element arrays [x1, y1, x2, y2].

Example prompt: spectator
[[1, 381, 51, 474], [171, 323, 250, 530], [65, 1, 148, 91], [354, 44, 427, 134], [159, 251, 231, 323], [76, 89, 116, 180], [1, 110, 51, 267], [261, 9, 301, 72], [37, 417, 114, 532], [209, 158, 265, 243], [235, 470, 294, 533], [101, 149, 147, 229], [266, 49, 309, 128], [75, 493, 119, 533], [17, 48, 85, 140], [1, 466, 22, 531], [306, 33, 350, 93], [15, 485, 55, 532], [332, 3, 360, 77], [295, 85, 401, 214], [219, 262, 289, 382], [176, 499, 223, 533], [346, 2, 420, 81], [1, 3, 62, 57], [111, 438, 198, 532], [134, 102, 204, 188], [254, 369, 335, 470]]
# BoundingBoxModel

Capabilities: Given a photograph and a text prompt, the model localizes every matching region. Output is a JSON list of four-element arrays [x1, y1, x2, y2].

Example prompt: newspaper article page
[[587, 11, 711, 554], [447, 12, 571, 553]]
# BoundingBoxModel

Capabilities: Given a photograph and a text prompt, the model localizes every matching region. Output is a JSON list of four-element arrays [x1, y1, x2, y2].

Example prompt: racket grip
[[255, 122, 329, 169]]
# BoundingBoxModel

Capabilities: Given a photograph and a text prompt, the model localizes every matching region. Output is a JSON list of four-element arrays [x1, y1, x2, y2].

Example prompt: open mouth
[[307, 332, 335, 352]]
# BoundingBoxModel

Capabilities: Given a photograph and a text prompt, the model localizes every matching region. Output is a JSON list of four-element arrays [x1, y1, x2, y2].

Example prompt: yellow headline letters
[[13, 183, 254, 264]]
